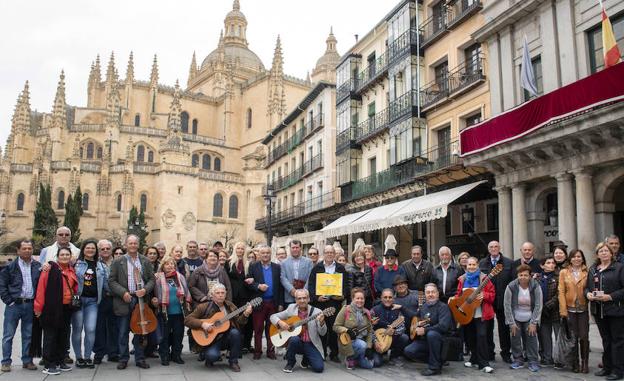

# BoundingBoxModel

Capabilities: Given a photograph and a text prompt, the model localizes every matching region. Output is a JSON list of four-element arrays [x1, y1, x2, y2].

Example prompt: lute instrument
[[409, 315, 431, 340], [191, 297, 262, 347], [129, 266, 158, 347], [448, 264, 503, 326], [373, 315, 405, 353], [269, 307, 336, 347]]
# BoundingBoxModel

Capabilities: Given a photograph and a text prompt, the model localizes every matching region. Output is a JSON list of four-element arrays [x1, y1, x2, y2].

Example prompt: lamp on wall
[[548, 209, 558, 227]]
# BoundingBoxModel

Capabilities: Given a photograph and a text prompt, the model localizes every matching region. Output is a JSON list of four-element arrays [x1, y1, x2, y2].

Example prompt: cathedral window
[[147, 150, 154, 163], [192, 154, 199, 168], [192, 119, 198, 135], [116, 194, 122, 212], [181, 111, 190, 133], [214, 158, 222, 171], [140, 194, 148, 213], [137, 145, 145, 162], [82, 193, 89, 211], [97, 147, 103, 159], [86, 143, 94, 159], [134, 114, 141, 127], [246, 108, 253, 129], [229, 195, 239, 219], [16, 193, 25, 211], [202, 154, 211, 170], [213, 194, 223, 217], [57, 190, 65, 210]]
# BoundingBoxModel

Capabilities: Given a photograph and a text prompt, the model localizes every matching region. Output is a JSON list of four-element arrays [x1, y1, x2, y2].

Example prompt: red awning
[[460, 62, 624, 156]]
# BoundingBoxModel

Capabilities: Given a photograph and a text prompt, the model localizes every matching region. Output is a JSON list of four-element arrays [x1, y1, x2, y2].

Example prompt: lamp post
[[263, 185, 276, 246], [462, 205, 487, 251]]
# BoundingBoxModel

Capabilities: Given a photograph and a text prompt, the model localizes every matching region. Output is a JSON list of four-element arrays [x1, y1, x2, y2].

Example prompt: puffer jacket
[[558, 266, 588, 317]]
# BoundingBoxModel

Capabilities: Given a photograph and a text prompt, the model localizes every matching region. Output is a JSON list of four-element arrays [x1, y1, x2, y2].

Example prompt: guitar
[[373, 315, 405, 354], [191, 297, 262, 347], [269, 307, 336, 347], [129, 267, 158, 347], [338, 325, 370, 346], [409, 315, 431, 340], [448, 264, 503, 326]]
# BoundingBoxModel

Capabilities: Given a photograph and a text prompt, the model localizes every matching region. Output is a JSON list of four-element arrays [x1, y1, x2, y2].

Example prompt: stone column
[[487, 35, 503, 115], [574, 169, 597, 262], [527, 210, 546, 257], [555, 172, 577, 249], [499, 26, 517, 111], [496, 186, 513, 258], [595, 201, 615, 246], [512, 184, 528, 259]]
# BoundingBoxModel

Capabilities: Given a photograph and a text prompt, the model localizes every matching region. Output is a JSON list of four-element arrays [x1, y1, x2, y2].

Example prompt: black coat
[[432, 262, 463, 303], [401, 259, 434, 292], [513, 258, 542, 275], [246, 261, 284, 309], [586, 262, 624, 318], [308, 262, 347, 302], [479, 254, 515, 311], [226, 260, 251, 305]]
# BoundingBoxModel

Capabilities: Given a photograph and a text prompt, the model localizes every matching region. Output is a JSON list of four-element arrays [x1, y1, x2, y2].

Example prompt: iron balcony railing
[[337, 78, 359, 104], [255, 190, 336, 230], [345, 140, 461, 202], [421, 10, 448, 48], [447, 0, 483, 29], [269, 165, 305, 192], [355, 108, 389, 144], [303, 154, 324, 176], [448, 55, 486, 96], [421, 76, 449, 110], [388, 27, 423, 62], [336, 127, 359, 154], [355, 52, 388, 93], [389, 90, 420, 122], [267, 113, 325, 165]]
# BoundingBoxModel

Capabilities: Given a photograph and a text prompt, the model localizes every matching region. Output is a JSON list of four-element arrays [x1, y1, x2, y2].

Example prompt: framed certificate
[[315, 273, 343, 297]]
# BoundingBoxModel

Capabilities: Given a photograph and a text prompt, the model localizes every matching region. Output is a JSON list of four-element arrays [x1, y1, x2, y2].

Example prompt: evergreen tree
[[33, 184, 58, 248], [63, 186, 83, 243], [127, 206, 148, 251]]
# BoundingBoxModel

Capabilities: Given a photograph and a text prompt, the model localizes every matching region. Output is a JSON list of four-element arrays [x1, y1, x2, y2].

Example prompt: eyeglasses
[[100, 247, 111, 251], [382, 296, 393, 299]]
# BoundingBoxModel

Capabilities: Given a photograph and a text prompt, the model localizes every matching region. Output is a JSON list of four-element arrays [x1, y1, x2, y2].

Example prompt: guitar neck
[[467, 274, 493, 303], [220, 302, 249, 323], [292, 311, 322, 329]]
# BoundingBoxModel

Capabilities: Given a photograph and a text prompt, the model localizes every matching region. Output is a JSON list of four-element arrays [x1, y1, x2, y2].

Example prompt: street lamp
[[461, 205, 487, 251], [263, 184, 277, 246]]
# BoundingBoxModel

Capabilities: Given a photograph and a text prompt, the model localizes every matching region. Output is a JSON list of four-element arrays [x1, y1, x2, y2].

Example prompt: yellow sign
[[316, 273, 343, 296]]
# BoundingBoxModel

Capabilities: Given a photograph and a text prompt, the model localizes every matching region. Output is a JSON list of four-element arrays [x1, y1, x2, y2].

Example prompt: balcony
[[420, 78, 449, 111], [337, 79, 360, 104], [303, 113, 324, 140], [269, 166, 304, 192], [355, 52, 388, 94], [389, 90, 420, 122], [448, 56, 486, 97], [421, 12, 448, 49], [303, 154, 323, 176], [267, 113, 325, 166], [267, 143, 288, 165], [447, 0, 483, 30], [255, 191, 336, 230], [336, 127, 360, 154], [388, 28, 423, 64], [355, 108, 389, 144]]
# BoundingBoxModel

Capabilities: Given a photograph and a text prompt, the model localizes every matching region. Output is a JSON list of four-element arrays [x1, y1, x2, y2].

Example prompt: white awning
[[273, 230, 324, 247], [321, 181, 487, 238]]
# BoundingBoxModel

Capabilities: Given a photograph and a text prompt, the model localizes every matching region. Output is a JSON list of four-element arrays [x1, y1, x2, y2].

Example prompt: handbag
[[63, 274, 82, 310]]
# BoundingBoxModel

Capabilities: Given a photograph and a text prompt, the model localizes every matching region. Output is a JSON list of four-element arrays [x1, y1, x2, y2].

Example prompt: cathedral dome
[[201, 45, 265, 72], [314, 28, 340, 72]]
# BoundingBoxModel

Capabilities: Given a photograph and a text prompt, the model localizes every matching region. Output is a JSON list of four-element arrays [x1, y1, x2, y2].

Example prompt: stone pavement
[[0, 303, 606, 380]]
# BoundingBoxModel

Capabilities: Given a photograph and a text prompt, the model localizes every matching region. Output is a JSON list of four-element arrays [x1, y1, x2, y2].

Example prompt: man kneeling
[[404, 283, 452, 376], [184, 283, 251, 372], [270, 289, 326, 373]]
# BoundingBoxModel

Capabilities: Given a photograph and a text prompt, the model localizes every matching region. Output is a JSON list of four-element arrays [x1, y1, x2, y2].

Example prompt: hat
[[384, 249, 398, 258], [552, 240, 568, 249], [392, 275, 408, 286]]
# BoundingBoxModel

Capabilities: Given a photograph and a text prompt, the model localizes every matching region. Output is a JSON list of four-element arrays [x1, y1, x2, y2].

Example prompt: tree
[[33, 184, 58, 249], [63, 186, 83, 243], [127, 205, 148, 251]]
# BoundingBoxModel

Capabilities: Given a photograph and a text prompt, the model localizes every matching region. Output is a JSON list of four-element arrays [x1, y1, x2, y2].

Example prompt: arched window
[[57, 190, 65, 209], [97, 146, 103, 159], [192, 119, 198, 135], [116, 194, 122, 212], [246, 108, 253, 129], [86, 143, 94, 159], [140, 194, 147, 213], [80, 147, 83, 158], [137, 145, 145, 162], [181, 111, 189, 133], [134, 114, 141, 127], [202, 154, 211, 170], [229, 195, 239, 219], [147, 151, 154, 163], [214, 157, 222, 171], [82, 193, 89, 211], [192, 154, 199, 168], [213, 194, 223, 217], [16, 193, 25, 211]]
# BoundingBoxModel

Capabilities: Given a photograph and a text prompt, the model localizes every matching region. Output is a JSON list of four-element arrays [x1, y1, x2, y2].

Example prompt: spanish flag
[[601, 0, 622, 68]]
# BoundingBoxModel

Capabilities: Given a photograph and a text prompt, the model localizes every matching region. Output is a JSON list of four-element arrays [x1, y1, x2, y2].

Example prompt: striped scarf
[[158, 271, 187, 307]]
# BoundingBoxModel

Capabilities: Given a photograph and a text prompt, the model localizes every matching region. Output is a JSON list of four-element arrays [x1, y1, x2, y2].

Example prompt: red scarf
[[158, 271, 188, 306]]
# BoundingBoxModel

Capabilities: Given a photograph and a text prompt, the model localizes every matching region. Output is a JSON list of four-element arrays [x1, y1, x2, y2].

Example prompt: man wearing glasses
[[38, 226, 80, 263], [370, 289, 410, 367]]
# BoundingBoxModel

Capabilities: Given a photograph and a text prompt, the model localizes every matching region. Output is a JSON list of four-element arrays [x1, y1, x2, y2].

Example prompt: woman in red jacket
[[456, 256, 495, 374], [34, 247, 78, 376]]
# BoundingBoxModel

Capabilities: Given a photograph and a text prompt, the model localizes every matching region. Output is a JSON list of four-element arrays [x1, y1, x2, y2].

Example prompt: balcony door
[[437, 126, 451, 166]]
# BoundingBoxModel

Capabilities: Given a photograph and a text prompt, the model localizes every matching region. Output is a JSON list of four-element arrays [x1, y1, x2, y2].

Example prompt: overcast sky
[[0, 0, 392, 147]]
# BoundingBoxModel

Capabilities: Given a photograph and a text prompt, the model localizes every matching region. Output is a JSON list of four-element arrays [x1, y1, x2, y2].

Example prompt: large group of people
[[1, 227, 624, 379]]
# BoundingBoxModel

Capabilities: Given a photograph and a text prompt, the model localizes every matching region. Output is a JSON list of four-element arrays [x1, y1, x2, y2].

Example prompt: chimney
[[354, 34, 359, 43]]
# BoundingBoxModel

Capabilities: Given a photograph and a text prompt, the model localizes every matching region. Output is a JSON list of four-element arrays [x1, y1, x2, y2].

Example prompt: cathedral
[[0, 0, 339, 247]]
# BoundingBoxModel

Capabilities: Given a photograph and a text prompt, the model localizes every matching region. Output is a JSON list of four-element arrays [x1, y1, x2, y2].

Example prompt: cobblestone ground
[[0, 303, 605, 380]]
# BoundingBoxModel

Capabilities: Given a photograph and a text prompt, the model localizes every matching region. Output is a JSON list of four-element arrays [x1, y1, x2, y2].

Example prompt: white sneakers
[[464, 361, 494, 373]]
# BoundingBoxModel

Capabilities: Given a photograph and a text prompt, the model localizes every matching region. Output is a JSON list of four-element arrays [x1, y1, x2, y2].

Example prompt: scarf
[[158, 271, 186, 307], [350, 302, 366, 327], [201, 262, 223, 278], [40, 262, 63, 329], [464, 270, 481, 288]]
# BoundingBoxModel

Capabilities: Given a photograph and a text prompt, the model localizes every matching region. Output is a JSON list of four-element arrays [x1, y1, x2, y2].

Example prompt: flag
[[600, 0, 622, 68], [521, 35, 538, 97]]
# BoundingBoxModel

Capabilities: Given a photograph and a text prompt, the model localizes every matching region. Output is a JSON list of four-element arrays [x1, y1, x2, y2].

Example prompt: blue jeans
[[2, 302, 34, 365], [116, 298, 145, 363], [203, 328, 241, 365], [285, 336, 324, 373], [350, 339, 373, 369], [404, 330, 445, 370], [93, 296, 119, 360], [71, 296, 98, 360]]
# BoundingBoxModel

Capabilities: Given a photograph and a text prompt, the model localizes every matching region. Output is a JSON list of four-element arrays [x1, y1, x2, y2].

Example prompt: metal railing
[[255, 190, 336, 229], [303, 154, 324, 175], [421, 11, 448, 47], [390, 90, 421, 122], [388, 28, 422, 62], [421, 77, 449, 110], [267, 113, 325, 165], [336, 127, 359, 154], [355, 108, 389, 143], [337, 78, 359, 103], [355, 52, 388, 93], [448, 56, 486, 95], [447, 0, 483, 29]]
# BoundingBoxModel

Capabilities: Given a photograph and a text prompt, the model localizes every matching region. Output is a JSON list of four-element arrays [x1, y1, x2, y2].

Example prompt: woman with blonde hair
[[169, 244, 190, 279], [227, 242, 253, 352]]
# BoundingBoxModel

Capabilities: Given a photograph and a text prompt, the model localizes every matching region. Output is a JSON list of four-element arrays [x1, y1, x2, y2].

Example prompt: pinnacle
[[233, 0, 240, 11]]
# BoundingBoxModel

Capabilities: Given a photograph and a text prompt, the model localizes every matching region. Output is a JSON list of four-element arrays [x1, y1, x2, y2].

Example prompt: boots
[[572, 339, 580, 373], [580, 339, 590, 374]]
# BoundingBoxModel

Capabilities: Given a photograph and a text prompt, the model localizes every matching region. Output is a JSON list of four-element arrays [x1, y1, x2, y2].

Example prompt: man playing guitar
[[184, 283, 252, 372], [270, 289, 327, 373], [370, 289, 410, 366]]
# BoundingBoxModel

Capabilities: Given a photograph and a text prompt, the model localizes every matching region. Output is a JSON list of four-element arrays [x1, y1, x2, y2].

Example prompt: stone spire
[[326, 27, 338, 54], [125, 51, 134, 84], [270, 35, 284, 78], [92, 54, 102, 84], [51, 71, 67, 129], [267, 36, 286, 120], [150, 54, 159, 88], [168, 80, 182, 131], [11, 81, 31, 134], [160, 80, 189, 157], [188, 51, 198, 85], [223, 0, 248, 47], [233, 0, 240, 10], [105, 52, 117, 86]]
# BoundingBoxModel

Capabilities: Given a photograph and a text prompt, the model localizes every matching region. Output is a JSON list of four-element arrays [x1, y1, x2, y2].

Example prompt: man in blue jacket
[[0, 240, 41, 372]]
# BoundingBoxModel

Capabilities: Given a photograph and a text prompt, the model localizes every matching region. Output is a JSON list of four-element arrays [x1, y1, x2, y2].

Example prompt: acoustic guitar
[[191, 297, 262, 347], [129, 267, 158, 348], [448, 264, 503, 326], [409, 316, 431, 340], [338, 325, 370, 346], [408, 290, 426, 339], [269, 307, 336, 347], [373, 315, 405, 354]]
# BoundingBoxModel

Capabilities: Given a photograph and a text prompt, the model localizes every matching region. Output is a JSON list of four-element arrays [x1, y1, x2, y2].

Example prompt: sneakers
[[59, 363, 72, 372], [85, 359, 94, 369], [346, 359, 355, 370], [283, 363, 295, 373], [43, 366, 61, 375], [482, 366, 494, 373], [300, 357, 309, 369], [510, 361, 524, 369], [464, 361, 478, 368], [1, 364, 10, 372], [76, 358, 87, 368], [528, 362, 540, 372]]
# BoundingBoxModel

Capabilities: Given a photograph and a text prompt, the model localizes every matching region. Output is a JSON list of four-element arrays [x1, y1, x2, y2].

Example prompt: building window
[[140, 194, 147, 213], [436, 126, 451, 166], [588, 14, 624, 73], [522, 56, 543, 101], [181, 111, 189, 133], [464, 43, 482, 74], [116, 194, 122, 212], [246, 108, 253, 129], [214, 158, 221, 171], [16, 193, 25, 211], [134, 114, 140, 127], [192, 154, 199, 167], [486, 203, 499, 231], [213, 194, 223, 217], [57, 190, 65, 210], [461, 206, 475, 234], [434, 61, 449, 92], [86, 143, 94, 159], [464, 111, 482, 129], [147, 150, 154, 163], [97, 147, 103, 159], [82, 193, 89, 211], [137, 145, 145, 162], [192, 119, 198, 135], [432, 1, 446, 33], [229, 195, 239, 218], [202, 154, 211, 170]]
